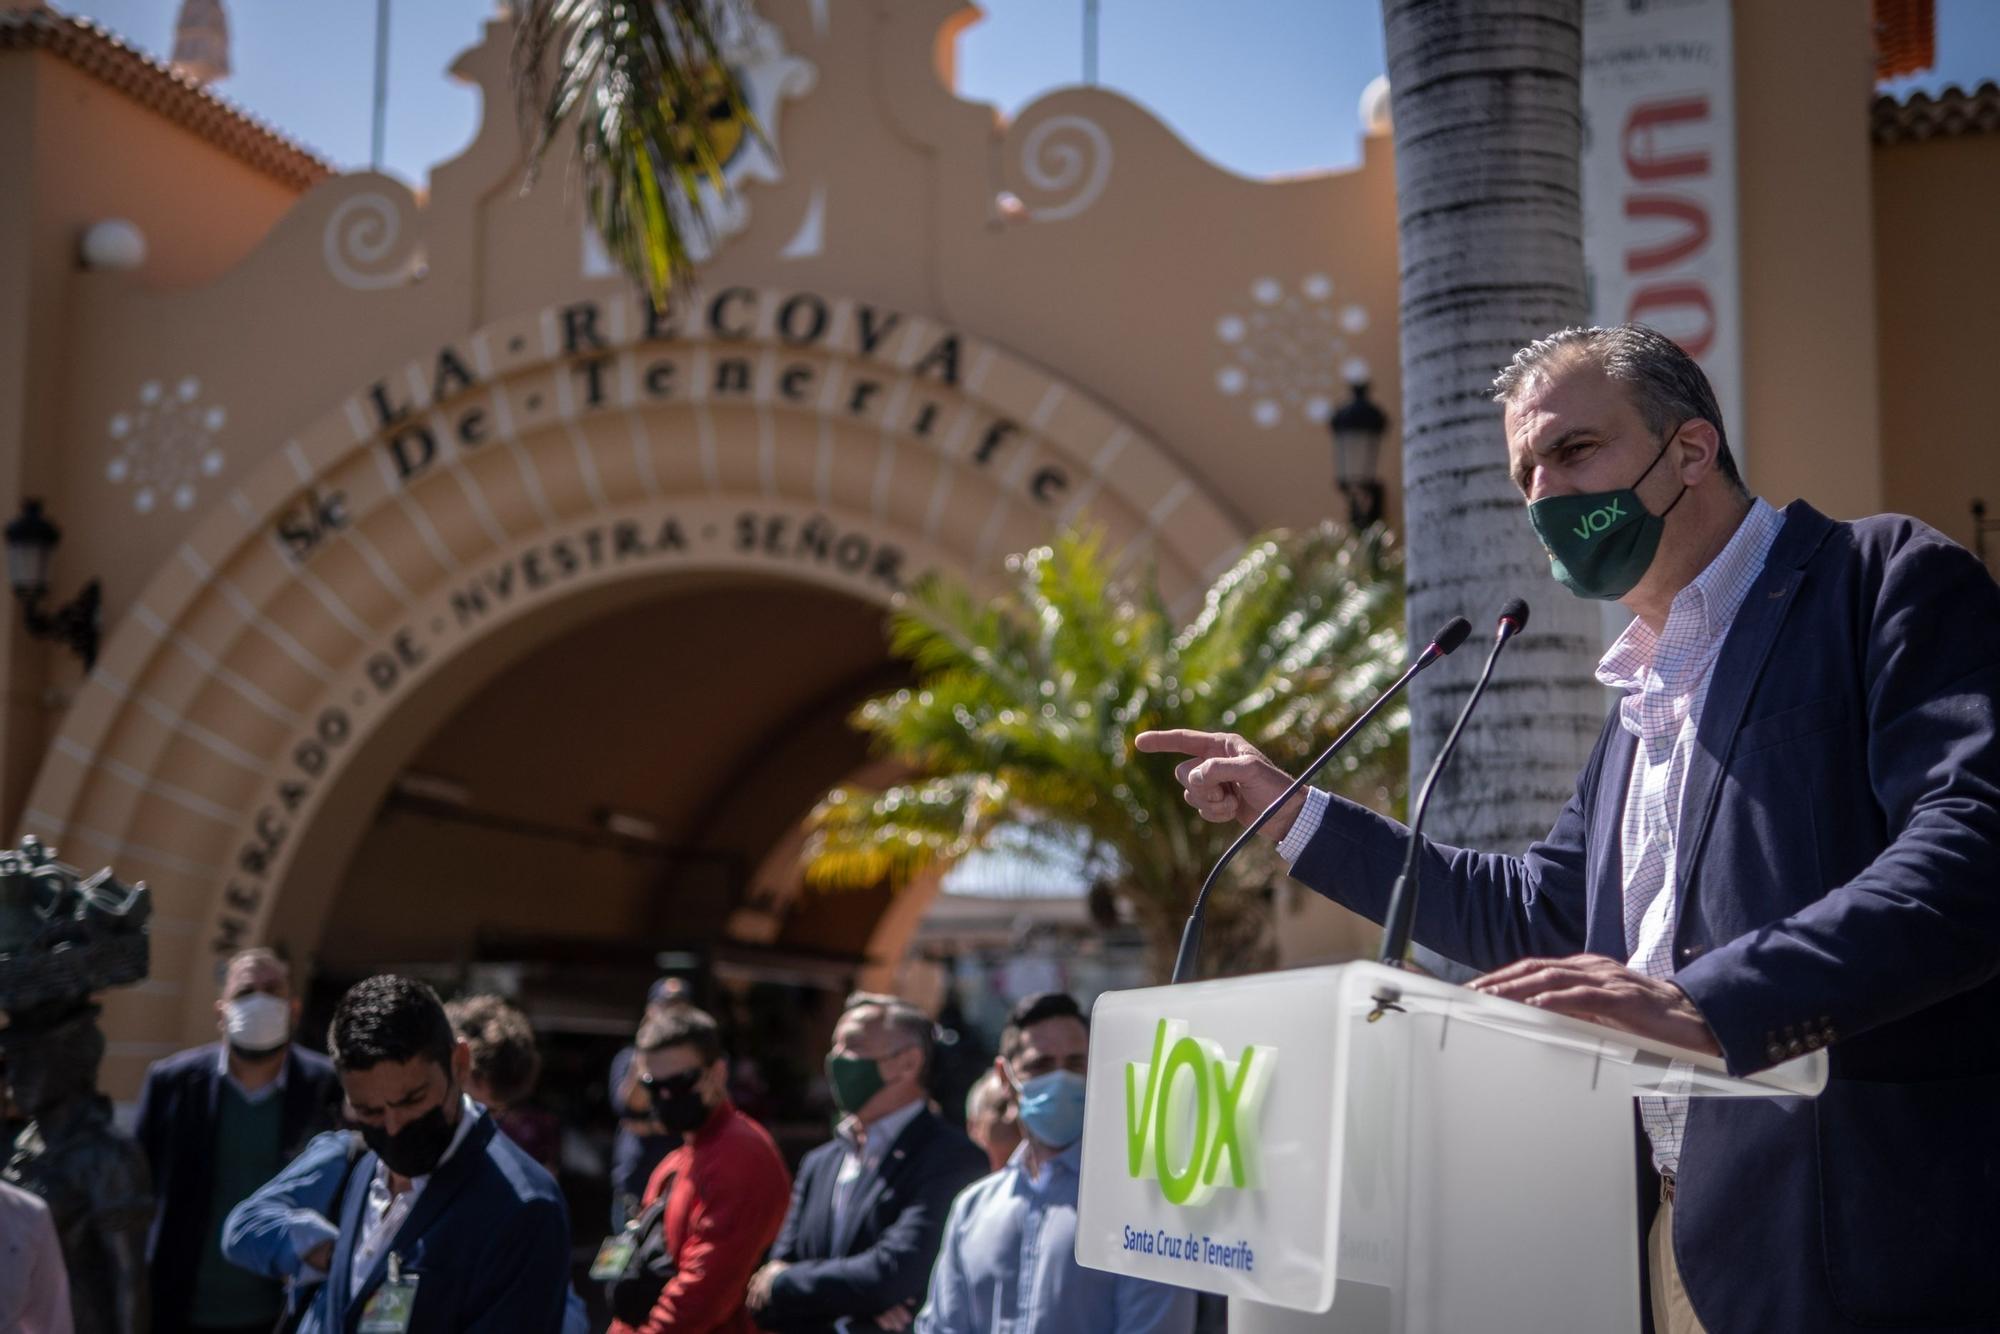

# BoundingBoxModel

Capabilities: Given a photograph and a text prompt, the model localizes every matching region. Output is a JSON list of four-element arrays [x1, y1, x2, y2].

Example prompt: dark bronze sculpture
[[1, 837, 154, 1334]]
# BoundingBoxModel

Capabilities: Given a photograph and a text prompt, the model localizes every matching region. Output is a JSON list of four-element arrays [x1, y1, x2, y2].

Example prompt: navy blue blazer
[[134, 1040, 341, 1334], [758, 1107, 987, 1332], [1292, 502, 2000, 1333], [309, 1107, 570, 1334]]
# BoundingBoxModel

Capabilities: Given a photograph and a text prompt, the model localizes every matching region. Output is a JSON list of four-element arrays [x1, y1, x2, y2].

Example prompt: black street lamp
[[4, 500, 101, 670], [1329, 381, 1388, 529]]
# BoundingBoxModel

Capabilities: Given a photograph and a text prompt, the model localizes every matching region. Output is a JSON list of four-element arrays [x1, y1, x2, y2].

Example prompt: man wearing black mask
[[601, 1007, 790, 1334], [307, 974, 569, 1333]]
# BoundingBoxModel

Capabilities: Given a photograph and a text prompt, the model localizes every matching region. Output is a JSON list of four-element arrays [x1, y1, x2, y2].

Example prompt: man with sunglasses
[[914, 993, 1194, 1334], [605, 1006, 789, 1334]]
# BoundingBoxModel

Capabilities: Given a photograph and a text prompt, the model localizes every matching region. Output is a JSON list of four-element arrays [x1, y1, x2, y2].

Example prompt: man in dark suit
[[136, 947, 340, 1334], [307, 974, 570, 1334], [747, 993, 987, 1333], [1142, 324, 2000, 1334]]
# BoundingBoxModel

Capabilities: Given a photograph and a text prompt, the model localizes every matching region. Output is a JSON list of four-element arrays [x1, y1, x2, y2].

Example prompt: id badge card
[[589, 1232, 637, 1281], [359, 1257, 420, 1334]]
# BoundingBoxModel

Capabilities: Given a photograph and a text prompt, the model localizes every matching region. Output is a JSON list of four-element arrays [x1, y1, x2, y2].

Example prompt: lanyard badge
[[590, 1222, 641, 1281], [359, 1252, 421, 1334]]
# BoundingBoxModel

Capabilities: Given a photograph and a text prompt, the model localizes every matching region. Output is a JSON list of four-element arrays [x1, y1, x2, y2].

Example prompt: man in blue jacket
[[305, 974, 571, 1334], [135, 947, 340, 1334], [221, 1128, 590, 1334], [746, 993, 987, 1333], [1141, 324, 2000, 1334]]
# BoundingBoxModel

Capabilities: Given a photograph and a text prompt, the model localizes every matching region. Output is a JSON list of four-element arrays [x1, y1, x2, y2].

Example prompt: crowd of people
[[1, 948, 1195, 1334]]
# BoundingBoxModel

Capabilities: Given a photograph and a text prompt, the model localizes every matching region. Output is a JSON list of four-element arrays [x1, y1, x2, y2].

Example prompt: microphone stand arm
[[1169, 650, 1439, 985], [1376, 628, 1512, 972]]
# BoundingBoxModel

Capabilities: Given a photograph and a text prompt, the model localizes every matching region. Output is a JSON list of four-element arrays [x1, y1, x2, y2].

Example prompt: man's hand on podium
[[1135, 729, 1305, 840], [1469, 953, 1723, 1057]]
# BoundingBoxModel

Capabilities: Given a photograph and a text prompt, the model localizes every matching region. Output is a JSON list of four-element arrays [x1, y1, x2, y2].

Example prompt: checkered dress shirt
[[1598, 498, 1784, 1173]]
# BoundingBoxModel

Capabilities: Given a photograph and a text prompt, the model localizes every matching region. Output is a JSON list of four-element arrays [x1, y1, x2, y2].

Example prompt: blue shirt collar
[[1008, 1137, 1083, 1192]]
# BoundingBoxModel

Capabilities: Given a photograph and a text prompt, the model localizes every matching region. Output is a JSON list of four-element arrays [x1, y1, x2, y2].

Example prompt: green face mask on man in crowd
[[825, 1051, 888, 1116], [1528, 428, 1689, 601]]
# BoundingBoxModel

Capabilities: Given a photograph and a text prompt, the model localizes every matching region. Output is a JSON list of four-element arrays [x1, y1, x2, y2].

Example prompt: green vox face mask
[[1527, 434, 1687, 601], [825, 1051, 887, 1115]]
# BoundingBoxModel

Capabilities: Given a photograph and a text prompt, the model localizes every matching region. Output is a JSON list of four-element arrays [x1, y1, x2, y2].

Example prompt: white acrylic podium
[[1073, 962, 1825, 1333]]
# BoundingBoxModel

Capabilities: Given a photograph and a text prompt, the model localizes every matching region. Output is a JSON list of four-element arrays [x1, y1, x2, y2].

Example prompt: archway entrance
[[16, 286, 1247, 1094], [309, 578, 901, 982]]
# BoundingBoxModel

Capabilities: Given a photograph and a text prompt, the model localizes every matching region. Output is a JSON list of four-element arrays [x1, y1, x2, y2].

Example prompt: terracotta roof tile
[[1873, 80, 2000, 145], [1872, 0, 1936, 83], [0, 6, 332, 191]]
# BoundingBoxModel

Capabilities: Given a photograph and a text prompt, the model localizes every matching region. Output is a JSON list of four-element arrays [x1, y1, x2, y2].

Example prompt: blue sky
[[58, 0, 2000, 190]]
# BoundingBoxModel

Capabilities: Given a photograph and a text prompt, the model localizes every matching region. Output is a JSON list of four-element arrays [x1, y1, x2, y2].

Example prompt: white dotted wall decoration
[[105, 377, 227, 515], [1213, 276, 1371, 430]]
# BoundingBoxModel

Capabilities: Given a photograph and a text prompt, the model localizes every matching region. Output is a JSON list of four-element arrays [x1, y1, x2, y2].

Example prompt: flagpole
[[1083, 0, 1099, 85], [370, 0, 390, 170]]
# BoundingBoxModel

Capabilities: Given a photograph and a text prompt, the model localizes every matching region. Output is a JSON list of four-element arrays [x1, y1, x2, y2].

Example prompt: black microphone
[[1169, 615, 1473, 985], [1377, 599, 1530, 971]]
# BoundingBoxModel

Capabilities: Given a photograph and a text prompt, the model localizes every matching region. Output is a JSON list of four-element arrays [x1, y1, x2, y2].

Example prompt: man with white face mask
[[914, 994, 1194, 1334], [135, 948, 340, 1334]]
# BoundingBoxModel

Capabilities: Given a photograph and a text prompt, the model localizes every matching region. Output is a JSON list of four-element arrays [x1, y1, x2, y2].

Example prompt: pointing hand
[[1134, 729, 1302, 841]]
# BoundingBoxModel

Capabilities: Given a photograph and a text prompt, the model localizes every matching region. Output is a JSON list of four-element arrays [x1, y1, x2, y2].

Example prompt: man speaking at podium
[[1139, 325, 2000, 1334]]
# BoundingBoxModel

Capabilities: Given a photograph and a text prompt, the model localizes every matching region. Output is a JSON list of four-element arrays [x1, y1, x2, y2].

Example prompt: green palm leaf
[[803, 522, 1408, 979], [514, 0, 762, 305]]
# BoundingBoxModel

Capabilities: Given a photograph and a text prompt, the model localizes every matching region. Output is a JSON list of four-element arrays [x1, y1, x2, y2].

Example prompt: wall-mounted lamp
[[4, 500, 100, 670], [1329, 381, 1388, 529], [78, 219, 147, 272]]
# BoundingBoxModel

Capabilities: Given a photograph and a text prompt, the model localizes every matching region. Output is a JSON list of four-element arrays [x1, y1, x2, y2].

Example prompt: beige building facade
[[0, 0, 1993, 1095]]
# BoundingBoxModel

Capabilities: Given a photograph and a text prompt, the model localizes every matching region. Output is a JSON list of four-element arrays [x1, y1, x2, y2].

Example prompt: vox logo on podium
[[1125, 1018, 1274, 1207]]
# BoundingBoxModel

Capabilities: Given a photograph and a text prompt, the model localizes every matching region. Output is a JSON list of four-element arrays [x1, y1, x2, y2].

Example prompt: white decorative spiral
[[323, 192, 414, 291], [1017, 115, 1113, 222]]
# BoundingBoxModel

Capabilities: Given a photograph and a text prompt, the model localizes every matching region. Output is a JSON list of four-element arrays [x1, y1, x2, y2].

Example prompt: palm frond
[[801, 520, 1410, 977], [803, 774, 1009, 891], [514, 0, 761, 304]]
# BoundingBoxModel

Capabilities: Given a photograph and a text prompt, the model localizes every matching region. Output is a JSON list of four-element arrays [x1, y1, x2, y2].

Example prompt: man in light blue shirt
[[914, 993, 1194, 1334]]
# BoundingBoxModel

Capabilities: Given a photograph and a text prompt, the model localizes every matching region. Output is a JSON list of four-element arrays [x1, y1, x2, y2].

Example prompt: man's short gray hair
[[1491, 324, 1743, 490], [842, 991, 936, 1077]]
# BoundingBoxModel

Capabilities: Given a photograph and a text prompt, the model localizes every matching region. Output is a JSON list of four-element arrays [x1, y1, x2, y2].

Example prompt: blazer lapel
[[200, 1046, 224, 1126], [279, 1046, 317, 1154], [340, 1110, 494, 1322], [831, 1113, 930, 1258], [189, 1044, 222, 1146], [331, 1148, 379, 1324], [1585, 725, 1638, 959], [1672, 502, 1837, 936], [804, 1148, 842, 1258], [174, 1048, 222, 1217]]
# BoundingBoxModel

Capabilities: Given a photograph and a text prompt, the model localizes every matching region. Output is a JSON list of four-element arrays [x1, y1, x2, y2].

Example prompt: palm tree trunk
[[1382, 0, 1606, 937]]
